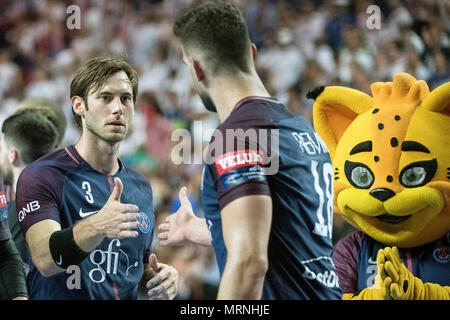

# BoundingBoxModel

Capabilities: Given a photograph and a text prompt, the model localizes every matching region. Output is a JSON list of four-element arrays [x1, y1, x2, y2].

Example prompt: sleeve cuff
[[218, 181, 271, 210]]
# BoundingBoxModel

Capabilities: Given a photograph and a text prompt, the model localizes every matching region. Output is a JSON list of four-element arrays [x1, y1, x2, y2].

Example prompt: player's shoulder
[[17, 148, 79, 197], [219, 96, 294, 131], [20, 147, 80, 183], [333, 230, 365, 258]]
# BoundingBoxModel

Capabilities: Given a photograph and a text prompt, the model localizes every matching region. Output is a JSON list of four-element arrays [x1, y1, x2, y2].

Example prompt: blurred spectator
[[428, 51, 450, 89], [293, 1, 328, 59], [258, 27, 305, 95], [324, 0, 356, 51], [0, 49, 20, 98], [25, 66, 58, 100], [338, 25, 373, 84]]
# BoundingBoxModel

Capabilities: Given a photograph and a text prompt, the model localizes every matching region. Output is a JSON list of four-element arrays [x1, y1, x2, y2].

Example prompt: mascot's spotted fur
[[311, 73, 450, 299]]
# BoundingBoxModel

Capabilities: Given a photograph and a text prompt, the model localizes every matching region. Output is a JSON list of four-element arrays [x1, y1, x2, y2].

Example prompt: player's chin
[[105, 125, 127, 137], [103, 132, 127, 144]]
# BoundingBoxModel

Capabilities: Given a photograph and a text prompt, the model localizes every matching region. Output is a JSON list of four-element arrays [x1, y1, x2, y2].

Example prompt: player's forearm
[[29, 219, 98, 278], [73, 214, 106, 252], [186, 217, 212, 246], [217, 255, 268, 299], [25, 220, 66, 277]]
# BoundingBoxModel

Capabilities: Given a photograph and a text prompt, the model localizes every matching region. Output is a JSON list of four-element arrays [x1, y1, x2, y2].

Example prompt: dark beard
[[84, 100, 127, 144], [0, 166, 13, 187], [199, 91, 217, 113], [86, 120, 127, 144]]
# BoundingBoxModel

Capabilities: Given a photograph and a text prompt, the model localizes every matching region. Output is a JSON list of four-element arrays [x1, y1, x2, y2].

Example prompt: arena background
[[0, 0, 448, 299]]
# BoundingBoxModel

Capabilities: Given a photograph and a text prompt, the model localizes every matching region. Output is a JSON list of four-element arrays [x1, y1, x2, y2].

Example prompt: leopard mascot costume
[[311, 73, 450, 299]]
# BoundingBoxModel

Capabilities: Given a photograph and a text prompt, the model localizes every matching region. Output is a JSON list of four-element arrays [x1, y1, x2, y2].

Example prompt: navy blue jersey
[[16, 145, 154, 300], [333, 230, 450, 293], [7, 201, 28, 263], [201, 96, 342, 300]]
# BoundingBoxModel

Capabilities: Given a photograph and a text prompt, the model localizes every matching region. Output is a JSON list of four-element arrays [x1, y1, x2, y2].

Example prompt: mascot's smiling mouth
[[376, 213, 412, 224]]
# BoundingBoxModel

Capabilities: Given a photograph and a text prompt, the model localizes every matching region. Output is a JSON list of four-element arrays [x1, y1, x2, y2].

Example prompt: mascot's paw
[[372, 248, 393, 300], [383, 246, 450, 300], [383, 247, 414, 300], [390, 280, 410, 300], [343, 248, 393, 300]]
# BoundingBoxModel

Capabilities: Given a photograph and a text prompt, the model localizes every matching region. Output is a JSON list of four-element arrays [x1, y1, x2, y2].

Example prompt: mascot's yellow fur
[[311, 73, 450, 299]]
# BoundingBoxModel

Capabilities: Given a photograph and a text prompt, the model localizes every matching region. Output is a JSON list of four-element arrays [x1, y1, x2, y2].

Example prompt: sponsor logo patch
[[79, 208, 99, 218], [0, 209, 7, 221], [18, 200, 40, 222], [0, 192, 7, 208], [214, 150, 264, 175], [0, 192, 7, 221], [433, 247, 450, 263], [218, 166, 267, 192], [138, 212, 151, 234]]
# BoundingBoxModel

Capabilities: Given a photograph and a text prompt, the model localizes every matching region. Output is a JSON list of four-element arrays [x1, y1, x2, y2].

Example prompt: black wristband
[[49, 226, 90, 269]]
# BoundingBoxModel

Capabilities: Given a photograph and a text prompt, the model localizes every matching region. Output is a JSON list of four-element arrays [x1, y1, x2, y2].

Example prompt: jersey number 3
[[311, 160, 333, 239], [82, 181, 94, 204]]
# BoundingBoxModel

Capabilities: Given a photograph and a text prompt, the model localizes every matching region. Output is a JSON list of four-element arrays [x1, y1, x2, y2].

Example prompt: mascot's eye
[[344, 161, 374, 189], [351, 167, 374, 188], [399, 159, 437, 188], [401, 167, 426, 187]]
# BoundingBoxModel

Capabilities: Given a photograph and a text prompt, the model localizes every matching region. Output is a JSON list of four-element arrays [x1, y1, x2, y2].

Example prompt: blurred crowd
[[0, 0, 448, 299]]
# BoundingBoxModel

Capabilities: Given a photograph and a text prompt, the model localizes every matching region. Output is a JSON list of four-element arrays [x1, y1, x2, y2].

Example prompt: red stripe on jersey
[[113, 282, 120, 300], [65, 147, 80, 165], [107, 176, 114, 192], [406, 250, 413, 273]]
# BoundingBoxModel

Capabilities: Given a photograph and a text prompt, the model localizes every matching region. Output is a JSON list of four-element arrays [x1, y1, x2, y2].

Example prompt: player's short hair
[[2, 109, 59, 165], [70, 56, 139, 129], [18, 97, 67, 146], [173, 0, 252, 74]]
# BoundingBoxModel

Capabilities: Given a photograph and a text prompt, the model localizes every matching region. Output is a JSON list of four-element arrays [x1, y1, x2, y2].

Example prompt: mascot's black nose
[[370, 188, 396, 202]]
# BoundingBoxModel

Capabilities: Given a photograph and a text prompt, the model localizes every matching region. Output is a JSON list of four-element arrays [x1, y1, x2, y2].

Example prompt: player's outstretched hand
[[158, 187, 195, 246], [93, 177, 140, 239], [146, 254, 178, 300]]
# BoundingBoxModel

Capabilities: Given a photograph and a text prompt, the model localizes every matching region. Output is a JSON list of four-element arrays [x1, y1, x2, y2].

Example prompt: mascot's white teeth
[[377, 213, 412, 224]]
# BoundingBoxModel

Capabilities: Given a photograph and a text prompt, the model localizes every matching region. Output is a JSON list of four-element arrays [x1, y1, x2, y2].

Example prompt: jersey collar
[[232, 96, 279, 112], [65, 145, 124, 174]]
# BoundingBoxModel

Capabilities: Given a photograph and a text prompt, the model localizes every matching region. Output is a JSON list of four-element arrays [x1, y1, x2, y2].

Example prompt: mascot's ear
[[309, 86, 373, 158], [420, 81, 450, 116]]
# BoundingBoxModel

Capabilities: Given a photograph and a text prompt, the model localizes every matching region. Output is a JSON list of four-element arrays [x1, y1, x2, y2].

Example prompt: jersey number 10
[[311, 160, 333, 239]]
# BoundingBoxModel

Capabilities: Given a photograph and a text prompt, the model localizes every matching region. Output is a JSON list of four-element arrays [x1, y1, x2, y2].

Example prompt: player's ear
[[251, 43, 257, 62], [192, 59, 205, 82], [310, 86, 373, 158], [9, 147, 19, 166], [71, 96, 86, 118]]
